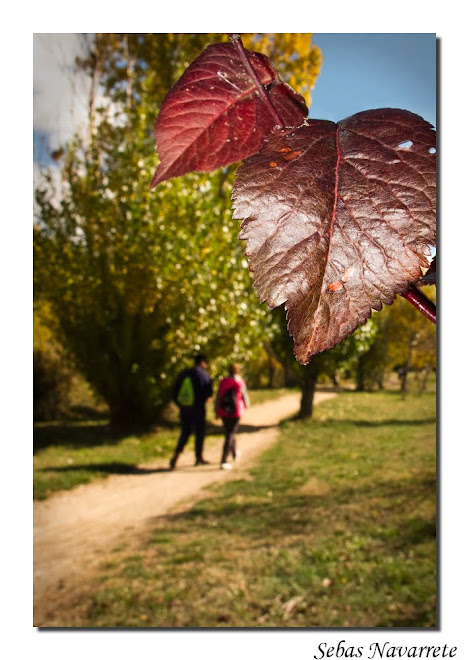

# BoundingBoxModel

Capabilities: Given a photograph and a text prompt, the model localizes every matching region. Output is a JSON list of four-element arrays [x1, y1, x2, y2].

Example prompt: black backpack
[[220, 387, 237, 415]]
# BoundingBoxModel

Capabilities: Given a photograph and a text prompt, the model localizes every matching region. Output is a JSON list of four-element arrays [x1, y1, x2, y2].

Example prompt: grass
[[57, 389, 436, 628], [33, 387, 296, 500], [33, 424, 176, 500]]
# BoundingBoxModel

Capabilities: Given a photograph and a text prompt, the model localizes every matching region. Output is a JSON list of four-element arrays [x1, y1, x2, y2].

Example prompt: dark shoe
[[169, 454, 178, 470], [195, 458, 209, 466]]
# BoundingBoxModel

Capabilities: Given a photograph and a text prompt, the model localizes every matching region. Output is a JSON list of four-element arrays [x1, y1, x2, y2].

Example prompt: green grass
[[33, 387, 297, 500], [33, 423, 177, 500], [59, 390, 436, 628]]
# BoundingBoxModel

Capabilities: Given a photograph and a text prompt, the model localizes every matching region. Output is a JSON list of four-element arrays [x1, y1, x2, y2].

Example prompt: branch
[[228, 33, 285, 127], [401, 283, 436, 324]]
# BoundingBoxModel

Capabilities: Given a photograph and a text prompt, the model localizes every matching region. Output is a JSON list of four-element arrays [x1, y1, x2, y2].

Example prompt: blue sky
[[309, 33, 436, 127]]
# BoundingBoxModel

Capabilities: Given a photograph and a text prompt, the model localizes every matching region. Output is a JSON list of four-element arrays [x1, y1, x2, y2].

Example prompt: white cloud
[[33, 33, 91, 153]]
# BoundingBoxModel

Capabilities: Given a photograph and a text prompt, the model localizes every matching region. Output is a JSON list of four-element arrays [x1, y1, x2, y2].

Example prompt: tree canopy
[[34, 34, 323, 425]]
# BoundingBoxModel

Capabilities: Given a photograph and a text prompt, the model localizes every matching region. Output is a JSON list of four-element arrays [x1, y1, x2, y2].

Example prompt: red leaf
[[232, 109, 436, 364], [150, 42, 308, 188]]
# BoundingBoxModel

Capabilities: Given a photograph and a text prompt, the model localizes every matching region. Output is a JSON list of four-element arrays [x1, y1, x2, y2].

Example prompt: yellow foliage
[[384, 287, 436, 371], [34, 301, 58, 353], [94, 33, 322, 111], [244, 33, 322, 107]]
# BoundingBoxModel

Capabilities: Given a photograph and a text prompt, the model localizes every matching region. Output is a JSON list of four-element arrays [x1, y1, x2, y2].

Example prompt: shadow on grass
[[337, 418, 436, 428], [150, 471, 435, 544], [38, 462, 172, 476], [33, 418, 275, 454], [67, 405, 110, 420], [34, 423, 138, 454]]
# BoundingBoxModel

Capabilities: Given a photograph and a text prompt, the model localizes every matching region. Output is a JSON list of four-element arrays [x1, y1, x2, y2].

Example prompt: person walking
[[215, 363, 250, 470], [169, 353, 213, 469]]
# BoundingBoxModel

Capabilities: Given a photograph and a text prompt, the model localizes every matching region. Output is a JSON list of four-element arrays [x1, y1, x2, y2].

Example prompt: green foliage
[[33, 303, 74, 420], [354, 287, 436, 392], [37, 34, 319, 424], [35, 157, 273, 423], [33, 350, 72, 421], [385, 287, 436, 371], [34, 33, 324, 425], [265, 307, 377, 416]]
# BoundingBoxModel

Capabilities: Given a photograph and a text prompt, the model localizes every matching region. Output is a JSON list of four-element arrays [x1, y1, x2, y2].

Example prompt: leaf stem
[[228, 33, 285, 127], [401, 283, 436, 323]]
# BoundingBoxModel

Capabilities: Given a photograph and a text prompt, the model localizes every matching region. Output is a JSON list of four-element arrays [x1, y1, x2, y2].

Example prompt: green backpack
[[177, 375, 195, 407]]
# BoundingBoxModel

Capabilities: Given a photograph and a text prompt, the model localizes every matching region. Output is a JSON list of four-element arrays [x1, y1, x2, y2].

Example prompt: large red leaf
[[232, 109, 436, 364], [150, 42, 308, 188]]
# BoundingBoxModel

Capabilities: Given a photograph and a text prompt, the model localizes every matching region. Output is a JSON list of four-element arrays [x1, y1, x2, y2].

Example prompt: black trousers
[[175, 407, 206, 459], [221, 416, 240, 463]]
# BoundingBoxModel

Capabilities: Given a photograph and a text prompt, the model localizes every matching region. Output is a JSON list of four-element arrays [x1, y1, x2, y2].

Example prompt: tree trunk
[[298, 368, 318, 419], [107, 346, 159, 430], [109, 392, 158, 430], [268, 359, 275, 388], [283, 362, 297, 388], [417, 365, 430, 395], [261, 341, 279, 389], [123, 35, 135, 111], [266, 352, 275, 388], [86, 38, 103, 155], [331, 371, 340, 389], [355, 354, 366, 391], [377, 371, 385, 390], [398, 367, 408, 399], [400, 336, 416, 399]]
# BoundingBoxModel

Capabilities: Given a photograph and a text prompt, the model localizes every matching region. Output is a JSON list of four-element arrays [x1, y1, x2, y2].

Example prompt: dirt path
[[33, 392, 335, 626]]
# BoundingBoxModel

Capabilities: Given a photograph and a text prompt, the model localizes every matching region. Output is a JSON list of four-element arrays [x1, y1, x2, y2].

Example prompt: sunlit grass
[[33, 427, 177, 500], [60, 390, 436, 628]]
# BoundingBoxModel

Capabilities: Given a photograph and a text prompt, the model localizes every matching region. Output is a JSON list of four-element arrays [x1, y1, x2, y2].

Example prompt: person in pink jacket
[[215, 363, 250, 470]]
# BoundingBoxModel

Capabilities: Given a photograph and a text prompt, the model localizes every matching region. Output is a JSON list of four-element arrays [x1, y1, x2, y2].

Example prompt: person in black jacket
[[169, 354, 213, 469]]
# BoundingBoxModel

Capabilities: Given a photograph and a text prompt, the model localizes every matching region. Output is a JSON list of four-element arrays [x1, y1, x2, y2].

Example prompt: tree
[[34, 34, 322, 425], [353, 284, 436, 395], [33, 301, 74, 420], [355, 312, 389, 391], [385, 286, 436, 398], [266, 308, 376, 418]]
